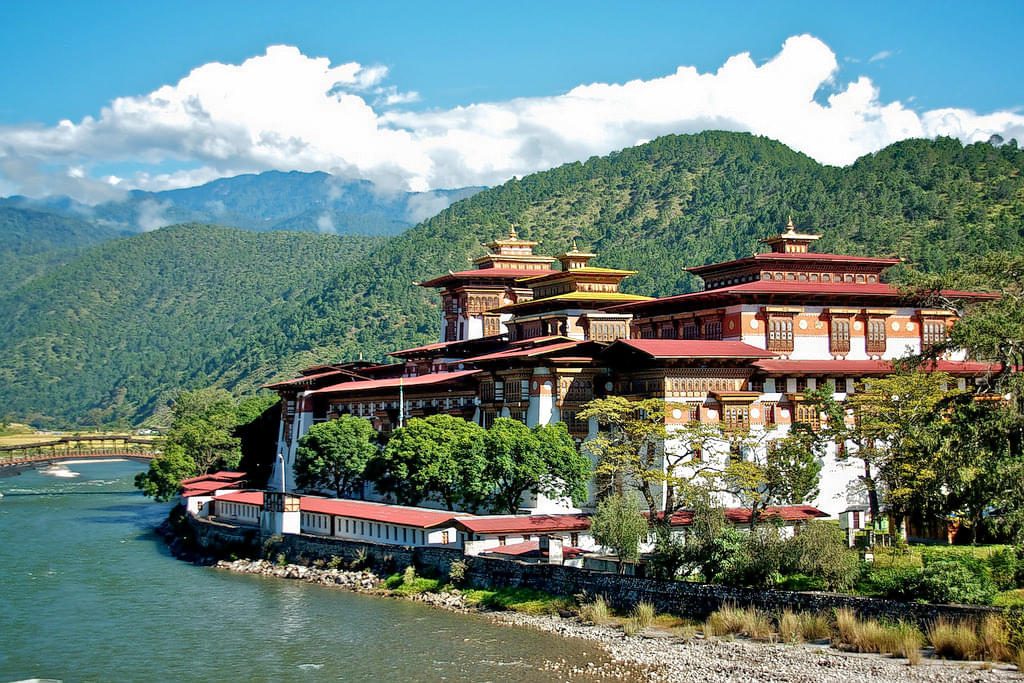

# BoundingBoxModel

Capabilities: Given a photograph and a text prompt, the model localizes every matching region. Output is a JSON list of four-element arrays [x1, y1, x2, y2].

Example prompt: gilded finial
[[786, 215, 795, 232], [571, 238, 579, 251], [509, 223, 518, 239]]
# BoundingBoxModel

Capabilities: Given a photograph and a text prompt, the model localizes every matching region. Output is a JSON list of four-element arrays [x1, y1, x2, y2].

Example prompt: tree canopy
[[295, 415, 378, 497]]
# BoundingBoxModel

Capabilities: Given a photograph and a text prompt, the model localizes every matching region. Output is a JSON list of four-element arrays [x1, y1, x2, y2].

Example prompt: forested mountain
[[0, 224, 384, 426], [3, 171, 483, 236], [0, 206, 129, 290], [2, 131, 1023, 426]]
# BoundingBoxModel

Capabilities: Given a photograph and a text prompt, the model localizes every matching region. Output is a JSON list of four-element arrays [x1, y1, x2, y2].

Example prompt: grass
[[463, 586, 573, 615], [777, 610, 803, 643], [705, 605, 774, 640], [384, 568, 443, 595], [623, 601, 655, 636], [834, 608, 923, 661], [929, 619, 980, 660], [579, 595, 612, 625]]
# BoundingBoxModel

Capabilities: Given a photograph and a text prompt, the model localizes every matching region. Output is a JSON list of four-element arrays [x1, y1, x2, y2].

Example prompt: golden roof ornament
[[509, 223, 518, 239], [786, 215, 796, 233]]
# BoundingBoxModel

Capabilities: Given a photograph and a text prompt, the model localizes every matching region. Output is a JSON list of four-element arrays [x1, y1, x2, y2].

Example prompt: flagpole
[[399, 376, 405, 429]]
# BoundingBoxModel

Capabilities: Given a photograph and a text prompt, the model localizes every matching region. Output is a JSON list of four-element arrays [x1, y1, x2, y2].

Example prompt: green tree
[[590, 493, 648, 574], [294, 415, 378, 497], [849, 371, 961, 536], [371, 414, 486, 510], [477, 418, 590, 514], [784, 520, 861, 591], [717, 426, 823, 529], [132, 444, 197, 502], [677, 495, 745, 584]]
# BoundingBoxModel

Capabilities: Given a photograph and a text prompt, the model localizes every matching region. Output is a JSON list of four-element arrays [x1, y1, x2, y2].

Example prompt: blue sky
[[2, 0, 1023, 201]]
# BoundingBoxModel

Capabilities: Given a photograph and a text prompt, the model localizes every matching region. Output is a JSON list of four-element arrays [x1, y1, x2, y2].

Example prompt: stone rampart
[[185, 516, 1001, 628]]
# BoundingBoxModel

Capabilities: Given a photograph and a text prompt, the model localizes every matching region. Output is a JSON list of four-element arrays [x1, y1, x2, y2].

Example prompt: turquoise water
[[0, 461, 612, 682]]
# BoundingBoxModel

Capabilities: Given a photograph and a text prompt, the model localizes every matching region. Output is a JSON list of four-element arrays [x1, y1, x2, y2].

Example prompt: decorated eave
[[513, 266, 638, 286], [389, 334, 508, 361], [602, 280, 998, 316], [752, 358, 1001, 377], [263, 362, 403, 391], [492, 290, 652, 314], [602, 338, 776, 364], [416, 267, 558, 289], [686, 252, 902, 278]]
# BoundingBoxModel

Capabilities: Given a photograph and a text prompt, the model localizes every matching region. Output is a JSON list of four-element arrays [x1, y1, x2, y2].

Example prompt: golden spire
[[571, 237, 579, 251], [786, 215, 796, 233], [509, 223, 518, 239]]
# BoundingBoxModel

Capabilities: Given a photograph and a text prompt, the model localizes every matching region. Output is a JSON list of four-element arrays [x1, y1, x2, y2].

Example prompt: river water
[[0, 460, 616, 682]]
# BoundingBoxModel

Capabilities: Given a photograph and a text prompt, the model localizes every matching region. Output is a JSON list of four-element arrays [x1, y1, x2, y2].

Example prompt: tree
[[848, 371, 961, 535], [590, 493, 648, 574], [677, 495, 745, 584], [579, 397, 722, 524], [133, 443, 197, 502], [294, 415, 378, 497], [135, 387, 266, 500], [784, 520, 861, 591], [717, 425, 823, 529], [370, 414, 486, 510], [477, 418, 591, 514]]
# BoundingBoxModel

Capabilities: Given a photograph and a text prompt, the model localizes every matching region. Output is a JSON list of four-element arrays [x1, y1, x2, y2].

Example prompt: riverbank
[[166, 541, 1020, 681]]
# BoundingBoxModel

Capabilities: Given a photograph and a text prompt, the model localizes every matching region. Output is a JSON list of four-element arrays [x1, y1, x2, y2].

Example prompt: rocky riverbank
[[158, 521, 1019, 682]]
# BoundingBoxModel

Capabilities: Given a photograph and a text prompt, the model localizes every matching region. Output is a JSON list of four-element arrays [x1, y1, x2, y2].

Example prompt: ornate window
[[702, 318, 722, 340], [866, 318, 887, 354], [794, 404, 821, 430], [922, 320, 947, 347], [767, 317, 794, 352], [681, 321, 698, 339], [830, 318, 851, 353], [723, 405, 749, 429], [483, 315, 501, 337]]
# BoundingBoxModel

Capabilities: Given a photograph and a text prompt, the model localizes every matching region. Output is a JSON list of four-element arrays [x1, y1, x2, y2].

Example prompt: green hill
[[0, 206, 129, 290], [2, 131, 1023, 426], [0, 224, 384, 426]]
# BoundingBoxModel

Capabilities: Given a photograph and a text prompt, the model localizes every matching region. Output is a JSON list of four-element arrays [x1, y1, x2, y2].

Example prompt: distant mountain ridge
[[1, 131, 1022, 427], [2, 170, 484, 236]]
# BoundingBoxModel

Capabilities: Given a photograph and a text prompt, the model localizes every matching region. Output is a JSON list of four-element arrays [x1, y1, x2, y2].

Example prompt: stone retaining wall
[[185, 516, 1001, 628]]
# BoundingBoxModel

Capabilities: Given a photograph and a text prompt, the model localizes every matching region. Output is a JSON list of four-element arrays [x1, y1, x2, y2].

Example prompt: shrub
[[275, 552, 287, 567], [989, 548, 1021, 591], [994, 590, 1024, 608], [856, 566, 922, 600], [722, 526, 787, 588], [785, 520, 862, 591], [448, 559, 468, 586], [579, 595, 611, 625], [928, 619, 980, 659], [402, 565, 417, 585], [349, 548, 370, 571], [918, 560, 996, 605], [326, 555, 343, 570]]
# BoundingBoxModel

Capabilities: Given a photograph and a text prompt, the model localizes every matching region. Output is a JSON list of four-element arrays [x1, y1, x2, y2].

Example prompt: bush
[[995, 590, 1024, 608], [857, 566, 922, 600], [785, 520, 862, 591], [402, 565, 417, 585], [989, 548, 1020, 591], [448, 559, 468, 585], [918, 560, 996, 605], [722, 526, 787, 588], [327, 555, 343, 570]]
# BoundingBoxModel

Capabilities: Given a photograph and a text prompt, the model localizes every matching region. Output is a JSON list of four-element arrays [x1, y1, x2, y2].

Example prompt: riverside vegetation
[[4, 132, 1024, 427]]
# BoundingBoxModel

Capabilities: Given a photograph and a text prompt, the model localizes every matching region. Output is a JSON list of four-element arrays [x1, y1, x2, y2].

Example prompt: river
[[0, 460, 617, 682]]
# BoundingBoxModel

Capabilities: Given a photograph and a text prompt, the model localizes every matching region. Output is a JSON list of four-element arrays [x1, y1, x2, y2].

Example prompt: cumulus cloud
[[2, 37, 1023, 204], [405, 191, 456, 223]]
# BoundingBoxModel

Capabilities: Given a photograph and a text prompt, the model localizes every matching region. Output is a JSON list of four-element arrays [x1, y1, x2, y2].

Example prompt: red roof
[[605, 280, 998, 313], [687, 252, 902, 275], [609, 339, 776, 359], [753, 359, 999, 376], [182, 480, 240, 495], [667, 505, 828, 525], [452, 514, 592, 534], [462, 340, 592, 363], [418, 268, 559, 287], [180, 471, 247, 486], [263, 369, 345, 389], [300, 497, 462, 528], [311, 369, 480, 395], [214, 490, 264, 506], [482, 540, 585, 559]]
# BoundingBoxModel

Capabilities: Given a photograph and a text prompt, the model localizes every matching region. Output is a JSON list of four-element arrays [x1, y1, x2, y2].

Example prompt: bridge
[[0, 435, 160, 476]]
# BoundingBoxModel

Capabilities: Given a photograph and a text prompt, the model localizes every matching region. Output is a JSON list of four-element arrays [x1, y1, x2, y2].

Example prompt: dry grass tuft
[[929, 619, 981, 660], [835, 608, 922, 659], [631, 601, 655, 630], [778, 610, 803, 644], [672, 625, 698, 642], [799, 612, 832, 642], [704, 604, 773, 640], [579, 595, 611, 625], [978, 614, 1010, 662]]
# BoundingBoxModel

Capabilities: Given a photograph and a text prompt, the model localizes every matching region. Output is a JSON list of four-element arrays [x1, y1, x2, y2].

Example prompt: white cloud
[[315, 212, 336, 234], [405, 191, 456, 223], [135, 198, 172, 232], [869, 50, 894, 63], [2, 37, 1023, 204]]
